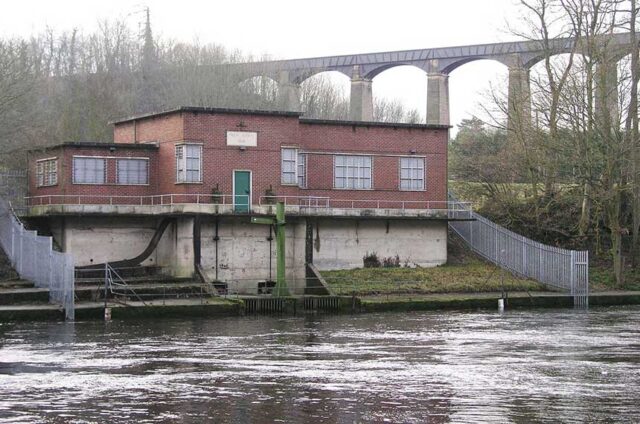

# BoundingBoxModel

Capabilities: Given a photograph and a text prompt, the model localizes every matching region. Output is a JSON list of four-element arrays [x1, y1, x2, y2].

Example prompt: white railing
[[448, 195, 589, 307], [26, 194, 472, 217], [0, 198, 75, 319]]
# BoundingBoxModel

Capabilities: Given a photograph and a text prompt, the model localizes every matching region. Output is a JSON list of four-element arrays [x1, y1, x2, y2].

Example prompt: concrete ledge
[[0, 288, 50, 305], [26, 203, 454, 220], [74, 298, 243, 320], [0, 304, 64, 321], [360, 291, 640, 312]]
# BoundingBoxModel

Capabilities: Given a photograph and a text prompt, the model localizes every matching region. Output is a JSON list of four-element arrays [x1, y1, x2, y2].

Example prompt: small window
[[334, 155, 372, 190], [117, 158, 148, 185], [281, 148, 298, 185], [297, 153, 306, 188], [73, 157, 105, 184], [36, 158, 58, 187], [176, 144, 202, 183], [400, 157, 425, 191]]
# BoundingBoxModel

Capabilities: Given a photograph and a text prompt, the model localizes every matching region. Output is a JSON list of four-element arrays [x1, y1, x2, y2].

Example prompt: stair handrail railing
[[448, 191, 589, 308]]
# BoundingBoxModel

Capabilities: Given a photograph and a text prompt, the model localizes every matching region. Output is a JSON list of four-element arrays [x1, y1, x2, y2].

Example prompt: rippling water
[[1, 307, 640, 423]]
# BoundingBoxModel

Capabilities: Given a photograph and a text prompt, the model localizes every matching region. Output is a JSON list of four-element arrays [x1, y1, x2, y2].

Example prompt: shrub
[[382, 255, 401, 268], [363, 252, 381, 268]]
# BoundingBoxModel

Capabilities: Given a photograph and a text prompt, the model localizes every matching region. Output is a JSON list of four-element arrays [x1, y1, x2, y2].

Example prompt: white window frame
[[36, 157, 58, 187], [297, 152, 307, 188], [116, 158, 149, 185], [176, 143, 203, 184], [333, 154, 373, 190], [72, 156, 106, 185], [399, 157, 426, 191], [281, 147, 306, 188], [281, 147, 298, 186]]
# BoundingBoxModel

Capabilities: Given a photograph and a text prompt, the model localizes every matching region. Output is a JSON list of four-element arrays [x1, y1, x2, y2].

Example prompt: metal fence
[[0, 171, 27, 214], [448, 196, 589, 307], [0, 197, 75, 319]]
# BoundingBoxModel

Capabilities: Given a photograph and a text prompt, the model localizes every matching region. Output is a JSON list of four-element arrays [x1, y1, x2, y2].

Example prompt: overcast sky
[[1, 0, 524, 131]]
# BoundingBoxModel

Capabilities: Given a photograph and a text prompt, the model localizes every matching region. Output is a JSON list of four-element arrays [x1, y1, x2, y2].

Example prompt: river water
[[1, 306, 639, 423]]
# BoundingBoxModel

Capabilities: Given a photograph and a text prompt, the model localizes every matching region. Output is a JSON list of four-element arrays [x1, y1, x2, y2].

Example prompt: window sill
[[175, 181, 203, 185]]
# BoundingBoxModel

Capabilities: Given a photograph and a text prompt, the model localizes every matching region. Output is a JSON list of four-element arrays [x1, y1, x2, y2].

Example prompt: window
[[281, 148, 306, 188], [176, 144, 202, 183], [297, 153, 306, 188], [73, 157, 105, 184], [334, 155, 372, 189], [36, 158, 58, 187], [117, 158, 148, 185], [281, 148, 297, 185], [400, 157, 425, 191]]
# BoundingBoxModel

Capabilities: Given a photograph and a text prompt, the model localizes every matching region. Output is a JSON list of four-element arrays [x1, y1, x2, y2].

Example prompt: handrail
[[26, 193, 472, 213], [104, 263, 147, 306]]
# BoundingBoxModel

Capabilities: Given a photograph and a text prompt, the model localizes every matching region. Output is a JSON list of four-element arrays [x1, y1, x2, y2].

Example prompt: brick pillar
[[350, 66, 374, 121], [595, 61, 619, 129], [277, 71, 301, 111], [426, 73, 450, 126], [507, 66, 531, 137]]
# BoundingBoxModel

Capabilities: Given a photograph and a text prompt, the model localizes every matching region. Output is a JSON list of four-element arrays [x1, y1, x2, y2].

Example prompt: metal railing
[[448, 195, 589, 307], [0, 197, 75, 319], [26, 193, 473, 216]]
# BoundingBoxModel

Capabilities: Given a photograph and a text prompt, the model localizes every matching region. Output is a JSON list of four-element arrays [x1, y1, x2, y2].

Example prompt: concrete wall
[[312, 219, 447, 270], [53, 216, 174, 269], [199, 217, 307, 294], [52, 214, 447, 294]]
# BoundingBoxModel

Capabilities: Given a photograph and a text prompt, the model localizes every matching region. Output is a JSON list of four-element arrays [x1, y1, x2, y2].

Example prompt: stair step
[[0, 287, 50, 305], [75, 282, 212, 302], [0, 279, 34, 289], [75, 277, 194, 286]]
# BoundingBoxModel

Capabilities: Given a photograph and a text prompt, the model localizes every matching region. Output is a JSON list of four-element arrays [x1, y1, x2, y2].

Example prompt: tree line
[[450, 0, 640, 285], [0, 14, 420, 167]]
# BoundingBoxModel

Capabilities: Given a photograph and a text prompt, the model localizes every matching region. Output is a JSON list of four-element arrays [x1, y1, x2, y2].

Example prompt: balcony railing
[[24, 194, 473, 218]]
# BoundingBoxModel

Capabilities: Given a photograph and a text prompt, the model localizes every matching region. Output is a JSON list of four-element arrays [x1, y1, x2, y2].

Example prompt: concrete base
[[311, 219, 447, 270], [43, 215, 448, 295]]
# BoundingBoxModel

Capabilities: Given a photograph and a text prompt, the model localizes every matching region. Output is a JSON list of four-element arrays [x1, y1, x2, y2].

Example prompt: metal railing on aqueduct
[[0, 198, 75, 319], [448, 195, 589, 307]]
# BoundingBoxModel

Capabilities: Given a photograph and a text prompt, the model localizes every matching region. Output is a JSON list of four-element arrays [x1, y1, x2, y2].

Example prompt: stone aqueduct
[[225, 32, 639, 129]]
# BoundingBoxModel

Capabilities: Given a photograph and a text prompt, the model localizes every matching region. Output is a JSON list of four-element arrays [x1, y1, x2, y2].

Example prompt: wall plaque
[[227, 131, 257, 147]]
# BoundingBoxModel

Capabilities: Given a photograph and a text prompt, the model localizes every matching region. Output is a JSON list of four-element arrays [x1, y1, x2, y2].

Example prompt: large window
[[73, 157, 106, 184], [36, 158, 58, 187], [176, 144, 202, 183], [334, 155, 372, 190], [281, 148, 306, 188], [399, 157, 425, 191], [117, 158, 148, 185]]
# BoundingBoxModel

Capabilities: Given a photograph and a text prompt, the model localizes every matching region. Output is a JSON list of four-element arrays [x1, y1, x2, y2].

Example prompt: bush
[[382, 255, 401, 268], [363, 252, 381, 268]]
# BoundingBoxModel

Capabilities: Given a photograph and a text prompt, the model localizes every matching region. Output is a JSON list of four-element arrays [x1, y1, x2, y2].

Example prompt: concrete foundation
[[311, 219, 447, 270], [49, 215, 448, 294]]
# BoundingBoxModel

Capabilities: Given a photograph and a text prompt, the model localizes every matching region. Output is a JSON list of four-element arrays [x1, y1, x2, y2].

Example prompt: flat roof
[[299, 118, 451, 130], [29, 142, 159, 153], [110, 106, 303, 124]]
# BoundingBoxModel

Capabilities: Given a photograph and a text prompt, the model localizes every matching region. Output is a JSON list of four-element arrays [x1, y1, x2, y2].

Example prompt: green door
[[234, 171, 251, 213]]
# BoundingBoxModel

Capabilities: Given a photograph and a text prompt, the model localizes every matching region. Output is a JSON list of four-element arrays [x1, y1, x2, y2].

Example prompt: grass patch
[[589, 266, 640, 292], [322, 260, 546, 296]]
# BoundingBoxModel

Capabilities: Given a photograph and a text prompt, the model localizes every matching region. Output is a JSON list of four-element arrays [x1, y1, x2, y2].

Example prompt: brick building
[[25, 107, 465, 293]]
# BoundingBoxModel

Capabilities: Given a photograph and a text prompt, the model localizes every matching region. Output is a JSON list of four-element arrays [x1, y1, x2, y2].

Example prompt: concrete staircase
[[0, 279, 63, 320]]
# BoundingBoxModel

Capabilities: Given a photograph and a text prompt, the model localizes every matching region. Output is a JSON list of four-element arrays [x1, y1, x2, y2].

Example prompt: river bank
[[3, 290, 640, 321]]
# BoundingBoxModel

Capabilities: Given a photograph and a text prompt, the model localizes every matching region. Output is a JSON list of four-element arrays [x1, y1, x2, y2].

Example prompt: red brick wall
[[28, 146, 158, 202], [113, 113, 184, 144], [29, 111, 448, 207]]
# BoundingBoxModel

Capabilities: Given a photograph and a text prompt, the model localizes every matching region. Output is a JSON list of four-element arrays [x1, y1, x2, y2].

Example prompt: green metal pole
[[274, 202, 289, 296]]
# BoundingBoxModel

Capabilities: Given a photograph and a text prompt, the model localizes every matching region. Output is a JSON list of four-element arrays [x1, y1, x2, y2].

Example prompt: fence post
[[570, 250, 576, 299]]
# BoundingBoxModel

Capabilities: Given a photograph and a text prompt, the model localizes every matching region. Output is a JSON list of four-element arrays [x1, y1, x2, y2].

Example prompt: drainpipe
[[214, 218, 219, 281]]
